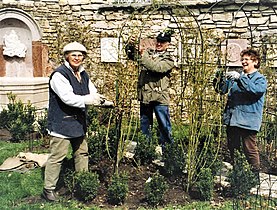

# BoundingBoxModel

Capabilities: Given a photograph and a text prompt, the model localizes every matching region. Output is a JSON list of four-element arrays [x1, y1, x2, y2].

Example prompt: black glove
[[125, 44, 136, 61], [213, 69, 224, 93]]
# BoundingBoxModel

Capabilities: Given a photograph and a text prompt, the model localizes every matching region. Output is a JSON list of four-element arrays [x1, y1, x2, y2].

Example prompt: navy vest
[[47, 64, 90, 138]]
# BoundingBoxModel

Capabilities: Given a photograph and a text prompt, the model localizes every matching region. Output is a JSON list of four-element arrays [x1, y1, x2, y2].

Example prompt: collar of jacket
[[243, 69, 258, 79]]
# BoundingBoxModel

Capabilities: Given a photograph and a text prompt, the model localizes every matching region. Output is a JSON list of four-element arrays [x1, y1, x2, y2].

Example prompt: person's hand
[[125, 36, 139, 60], [226, 71, 240, 80], [98, 94, 114, 108], [84, 93, 101, 105], [214, 69, 223, 78], [85, 93, 114, 107], [129, 36, 137, 44], [212, 69, 221, 85]]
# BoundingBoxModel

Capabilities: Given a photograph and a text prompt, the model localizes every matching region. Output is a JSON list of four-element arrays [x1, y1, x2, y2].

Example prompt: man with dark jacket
[[42, 41, 112, 202], [133, 31, 175, 149]]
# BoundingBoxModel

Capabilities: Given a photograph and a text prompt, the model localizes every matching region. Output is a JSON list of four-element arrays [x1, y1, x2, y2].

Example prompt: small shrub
[[87, 124, 108, 164], [195, 167, 213, 201], [134, 131, 158, 165], [63, 168, 75, 197], [163, 141, 186, 176], [74, 171, 100, 202], [227, 150, 259, 199], [87, 106, 117, 164], [0, 93, 36, 142], [144, 173, 168, 206], [107, 172, 129, 205]]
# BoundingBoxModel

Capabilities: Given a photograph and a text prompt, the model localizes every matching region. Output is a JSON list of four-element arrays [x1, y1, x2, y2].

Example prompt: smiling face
[[155, 41, 170, 52], [66, 51, 84, 71], [241, 54, 258, 74]]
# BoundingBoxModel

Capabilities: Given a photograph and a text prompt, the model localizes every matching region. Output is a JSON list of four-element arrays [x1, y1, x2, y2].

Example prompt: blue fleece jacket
[[215, 71, 267, 131]]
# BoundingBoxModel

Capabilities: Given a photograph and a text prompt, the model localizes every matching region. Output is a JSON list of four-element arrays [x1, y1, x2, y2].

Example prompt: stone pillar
[[32, 41, 49, 77]]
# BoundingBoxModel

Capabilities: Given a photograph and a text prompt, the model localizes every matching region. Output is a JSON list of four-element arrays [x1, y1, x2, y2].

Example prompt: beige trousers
[[44, 136, 89, 190]]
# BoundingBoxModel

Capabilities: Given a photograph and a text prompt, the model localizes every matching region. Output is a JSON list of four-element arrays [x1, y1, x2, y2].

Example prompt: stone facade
[[0, 0, 276, 66], [0, 0, 276, 110]]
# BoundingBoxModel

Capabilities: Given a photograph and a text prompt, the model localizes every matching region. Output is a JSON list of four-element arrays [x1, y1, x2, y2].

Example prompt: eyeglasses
[[70, 54, 84, 58], [241, 58, 252, 62]]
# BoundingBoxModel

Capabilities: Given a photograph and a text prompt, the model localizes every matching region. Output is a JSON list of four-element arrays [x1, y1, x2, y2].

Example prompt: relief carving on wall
[[3, 30, 27, 58]]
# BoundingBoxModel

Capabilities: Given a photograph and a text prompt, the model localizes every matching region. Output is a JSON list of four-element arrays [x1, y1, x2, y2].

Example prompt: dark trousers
[[140, 102, 173, 147], [226, 126, 260, 171]]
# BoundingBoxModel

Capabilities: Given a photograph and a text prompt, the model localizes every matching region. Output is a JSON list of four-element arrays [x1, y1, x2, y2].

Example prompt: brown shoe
[[41, 188, 57, 202]]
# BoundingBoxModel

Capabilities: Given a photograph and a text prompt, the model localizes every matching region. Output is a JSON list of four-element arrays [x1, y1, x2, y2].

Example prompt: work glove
[[84, 93, 114, 108], [125, 44, 136, 61], [212, 69, 223, 81], [226, 71, 240, 80], [84, 93, 101, 105]]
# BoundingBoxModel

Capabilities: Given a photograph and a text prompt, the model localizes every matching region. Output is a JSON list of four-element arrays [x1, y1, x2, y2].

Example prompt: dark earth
[[88, 159, 191, 209]]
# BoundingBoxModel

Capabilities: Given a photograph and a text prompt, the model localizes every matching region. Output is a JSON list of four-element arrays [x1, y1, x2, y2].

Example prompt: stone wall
[[0, 0, 276, 68], [0, 0, 276, 112], [0, 1, 276, 62]]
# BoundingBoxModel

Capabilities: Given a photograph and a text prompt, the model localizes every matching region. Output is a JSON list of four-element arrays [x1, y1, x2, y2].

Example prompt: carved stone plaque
[[3, 30, 27, 58], [221, 39, 249, 66]]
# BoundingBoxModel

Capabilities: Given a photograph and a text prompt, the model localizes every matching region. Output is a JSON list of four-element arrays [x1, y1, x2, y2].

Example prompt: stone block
[[0, 77, 49, 111], [249, 17, 269, 25], [235, 17, 248, 28], [213, 13, 232, 22]]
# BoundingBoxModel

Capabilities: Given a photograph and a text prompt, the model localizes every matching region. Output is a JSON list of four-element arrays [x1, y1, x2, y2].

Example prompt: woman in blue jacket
[[213, 48, 267, 172]]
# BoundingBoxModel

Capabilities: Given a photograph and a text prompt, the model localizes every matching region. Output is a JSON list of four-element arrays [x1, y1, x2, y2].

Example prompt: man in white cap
[[42, 41, 113, 201]]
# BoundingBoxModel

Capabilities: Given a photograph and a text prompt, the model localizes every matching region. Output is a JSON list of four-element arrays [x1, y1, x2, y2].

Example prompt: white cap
[[63, 41, 87, 54]]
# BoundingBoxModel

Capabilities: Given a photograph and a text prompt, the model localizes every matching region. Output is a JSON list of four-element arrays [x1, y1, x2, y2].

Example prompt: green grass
[[0, 141, 29, 162], [0, 164, 99, 210]]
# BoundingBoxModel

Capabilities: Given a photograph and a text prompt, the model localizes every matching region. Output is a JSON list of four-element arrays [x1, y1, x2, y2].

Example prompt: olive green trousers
[[44, 136, 88, 190]]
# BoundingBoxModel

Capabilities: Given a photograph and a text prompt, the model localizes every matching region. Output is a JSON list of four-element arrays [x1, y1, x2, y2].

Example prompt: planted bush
[[227, 150, 259, 199], [87, 124, 108, 164], [134, 131, 158, 165], [195, 167, 213, 201], [0, 93, 36, 142], [65, 170, 100, 202], [163, 141, 186, 176], [63, 168, 75, 197], [75, 171, 100, 202], [144, 173, 168, 206], [87, 107, 117, 164], [107, 172, 129, 205]]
